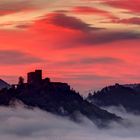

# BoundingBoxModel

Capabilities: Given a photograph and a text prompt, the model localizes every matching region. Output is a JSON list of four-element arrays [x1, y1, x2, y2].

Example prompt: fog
[[0, 105, 140, 140]]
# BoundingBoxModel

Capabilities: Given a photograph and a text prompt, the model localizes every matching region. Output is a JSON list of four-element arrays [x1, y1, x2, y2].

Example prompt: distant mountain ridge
[[123, 83, 140, 92], [87, 83, 140, 113]]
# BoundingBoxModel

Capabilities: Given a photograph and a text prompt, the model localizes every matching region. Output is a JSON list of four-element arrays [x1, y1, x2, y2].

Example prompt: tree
[[18, 76, 24, 85]]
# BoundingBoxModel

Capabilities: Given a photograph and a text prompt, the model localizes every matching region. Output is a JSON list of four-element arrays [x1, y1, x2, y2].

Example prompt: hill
[[0, 79, 10, 89], [87, 83, 140, 113], [0, 70, 121, 127]]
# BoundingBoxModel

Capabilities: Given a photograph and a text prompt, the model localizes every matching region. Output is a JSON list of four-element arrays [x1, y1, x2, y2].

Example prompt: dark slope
[[0, 81, 121, 127], [87, 83, 140, 113], [0, 79, 10, 89]]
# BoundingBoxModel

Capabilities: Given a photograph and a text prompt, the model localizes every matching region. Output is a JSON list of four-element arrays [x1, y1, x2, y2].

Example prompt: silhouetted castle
[[26, 69, 70, 91]]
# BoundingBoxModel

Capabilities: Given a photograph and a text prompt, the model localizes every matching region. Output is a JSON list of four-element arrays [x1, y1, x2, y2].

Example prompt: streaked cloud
[[53, 57, 124, 66], [103, 0, 140, 13], [110, 17, 140, 25], [71, 6, 116, 19], [0, 50, 43, 65]]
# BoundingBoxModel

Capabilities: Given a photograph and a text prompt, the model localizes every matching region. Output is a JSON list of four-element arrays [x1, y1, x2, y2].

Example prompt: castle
[[25, 69, 70, 92]]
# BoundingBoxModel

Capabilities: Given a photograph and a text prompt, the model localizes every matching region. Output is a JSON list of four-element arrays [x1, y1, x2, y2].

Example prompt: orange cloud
[[110, 17, 140, 25], [103, 0, 140, 13], [71, 6, 116, 19]]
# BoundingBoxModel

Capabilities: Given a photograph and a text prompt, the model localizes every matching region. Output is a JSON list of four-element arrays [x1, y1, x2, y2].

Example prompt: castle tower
[[35, 70, 42, 82], [27, 70, 42, 84]]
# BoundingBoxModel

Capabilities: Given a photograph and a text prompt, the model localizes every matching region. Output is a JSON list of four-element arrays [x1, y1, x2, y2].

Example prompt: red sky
[[0, 0, 140, 94]]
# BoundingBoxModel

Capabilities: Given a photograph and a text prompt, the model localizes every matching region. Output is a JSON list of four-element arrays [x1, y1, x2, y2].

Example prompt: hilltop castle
[[20, 69, 71, 92]]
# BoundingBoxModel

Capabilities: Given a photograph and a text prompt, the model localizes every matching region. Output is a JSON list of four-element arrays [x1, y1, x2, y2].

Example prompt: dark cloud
[[0, 50, 43, 65], [77, 31, 140, 46], [16, 24, 31, 29], [55, 57, 124, 66], [40, 13, 100, 32], [0, 0, 34, 16], [78, 57, 123, 64], [31, 12, 140, 48], [52, 30, 140, 48]]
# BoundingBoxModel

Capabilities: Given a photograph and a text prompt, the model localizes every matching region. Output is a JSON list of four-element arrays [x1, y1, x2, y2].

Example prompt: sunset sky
[[0, 0, 140, 94]]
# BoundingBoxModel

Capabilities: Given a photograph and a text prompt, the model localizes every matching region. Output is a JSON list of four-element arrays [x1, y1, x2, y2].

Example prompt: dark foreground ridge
[[0, 70, 121, 127], [87, 83, 140, 114]]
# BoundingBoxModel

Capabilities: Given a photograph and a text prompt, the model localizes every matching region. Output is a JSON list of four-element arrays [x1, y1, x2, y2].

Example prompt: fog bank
[[0, 106, 140, 140]]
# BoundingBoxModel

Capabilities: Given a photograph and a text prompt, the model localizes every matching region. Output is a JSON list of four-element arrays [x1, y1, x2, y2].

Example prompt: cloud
[[0, 0, 35, 16], [0, 105, 140, 140], [0, 0, 54, 16], [0, 50, 43, 65], [54, 57, 124, 66], [29, 12, 140, 49], [38, 13, 95, 32], [71, 6, 116, 19], [78, 57, 124, 64], [111, 17, 140, 25], [103, 0, 140, 13], [79, 31, 140, 45], [16, 24, 31, 29]]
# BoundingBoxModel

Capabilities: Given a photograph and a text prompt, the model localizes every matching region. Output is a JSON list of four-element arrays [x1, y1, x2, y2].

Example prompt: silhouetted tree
[[18, 76, 24, 85]]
